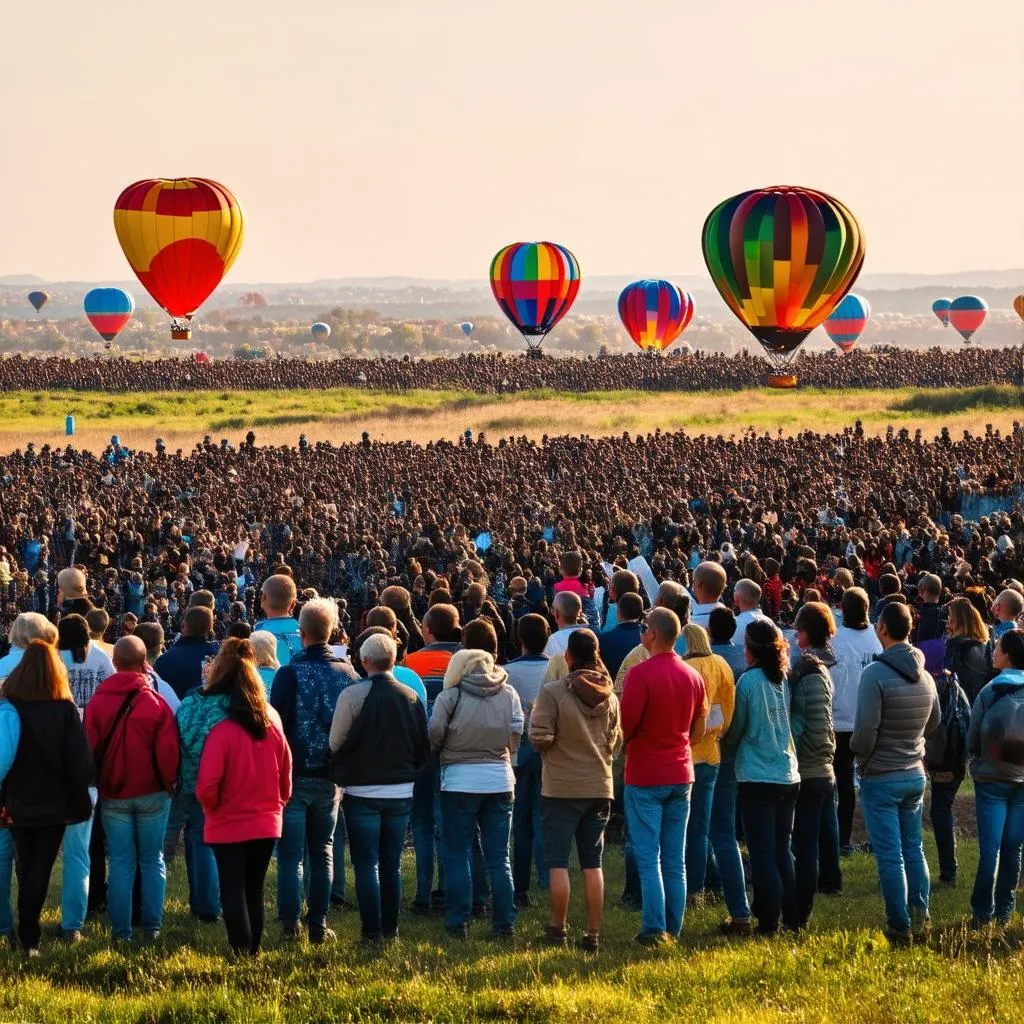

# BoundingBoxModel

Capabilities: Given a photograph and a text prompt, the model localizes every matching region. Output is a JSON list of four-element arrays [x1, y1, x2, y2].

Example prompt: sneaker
[[515, 891, 533, 909], [545, 925, 568, 947], [578, 933, 600, 953], [718, 918, 754, 936], [635, 929, 670, 948], [309, 927, 336, 945]]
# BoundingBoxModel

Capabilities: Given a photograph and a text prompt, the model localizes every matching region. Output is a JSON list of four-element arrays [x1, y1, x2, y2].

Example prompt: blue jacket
[[0, 698, 20, 782], [154, 635, 221, 699], [270, 643, 350, 778], [599, 622, 643, 681], [712, 642, 748, 684], [727, 667, 800, 785], [253, 616, 303, 668]]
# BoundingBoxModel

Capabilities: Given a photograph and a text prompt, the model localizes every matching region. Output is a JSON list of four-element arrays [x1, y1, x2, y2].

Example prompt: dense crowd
[[1, 345, 1023, 393], [2, 421, 1024, 958]]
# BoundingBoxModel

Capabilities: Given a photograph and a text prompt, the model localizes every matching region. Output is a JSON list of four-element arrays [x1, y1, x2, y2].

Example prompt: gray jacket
[[850, 643, 941, 777], [789, 646, 837, 781], [967, 669, 1024, 783]]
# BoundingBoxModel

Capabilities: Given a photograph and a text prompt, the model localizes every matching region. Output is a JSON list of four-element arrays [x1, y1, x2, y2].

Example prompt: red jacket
[[84, 671, 180, 800], [620, 651, 707, 787], [196, 713, 292, 843]]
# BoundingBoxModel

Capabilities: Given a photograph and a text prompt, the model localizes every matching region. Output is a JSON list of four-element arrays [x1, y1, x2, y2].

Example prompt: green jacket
[[789, 647, 836, 781]]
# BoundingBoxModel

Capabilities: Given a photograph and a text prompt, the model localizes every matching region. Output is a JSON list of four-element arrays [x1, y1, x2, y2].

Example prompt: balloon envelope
[[931, 297, 952, 327], [617, 280, 695, 352], [490, 242, 580, 347], [702, 185, 864, 375], [949, 295, 988, 343], [311, 322, 331, 340], [84, 288, 134, 342], [458, 321, 474, 337], [27, 290, 49, 312], [823, 293, 870, 353], [1013, 295, 1024, 324]]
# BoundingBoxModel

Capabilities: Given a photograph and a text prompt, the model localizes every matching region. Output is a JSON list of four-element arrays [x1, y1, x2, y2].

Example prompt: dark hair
[[189, 589, 216, 610], [878, 601, 913, 642], [85, 608, 110, 639], [878, 573, 902, 598], [610, 569, 640, 599], [560, 551, 584, 578], [184, 606, 214, 638], [350, 626, 392, 678], [462, 618, 498, 658], [794, 602, 836, 649], [424, 603, 460, 642], [228, 622, 252, 640], [566, 628, 605, 674], [999, 629, 1024, 669], [517, 613, 549, 655], [617, 592, 644, 622], [708, 606, 737, 644], [57, 613, 90, 665], [840, 587, 870, 630], [744, 619, 789, 685]]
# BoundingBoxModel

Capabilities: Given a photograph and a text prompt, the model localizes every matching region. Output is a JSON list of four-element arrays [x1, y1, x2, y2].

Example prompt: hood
[[803, 643, 837, 669], [443, 648, 509, 696], [567, 668, 614, 712], [874, 642, 927, 682], [99, 670, 150, 694], [791, 644, 836, 684]]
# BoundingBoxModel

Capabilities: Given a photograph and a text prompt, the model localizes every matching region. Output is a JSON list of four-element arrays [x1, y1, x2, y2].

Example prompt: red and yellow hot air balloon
[[618, 279, 695, 353], [114, 178, 244, 340], [1013, 295, 1024, 324]]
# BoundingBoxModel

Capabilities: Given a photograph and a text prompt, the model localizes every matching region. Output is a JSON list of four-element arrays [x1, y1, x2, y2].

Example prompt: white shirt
[[61, 644, 116, 711], [543, 626, 579, 659], [147, 668, 181, 713], [345, 782, 415, 799], [735, 608, 773, 638], [691, 601, 727, 630]]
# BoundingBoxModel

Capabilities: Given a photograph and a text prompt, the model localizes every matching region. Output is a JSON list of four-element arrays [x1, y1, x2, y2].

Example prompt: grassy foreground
[[3, 385, 1024, 452], [1, 833, 1023, 1024]]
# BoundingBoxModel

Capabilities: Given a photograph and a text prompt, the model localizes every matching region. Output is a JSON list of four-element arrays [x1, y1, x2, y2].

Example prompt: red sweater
[[196, 714, 292, 844], [84, 671, 180, 800], [620, 652, 707, 787]]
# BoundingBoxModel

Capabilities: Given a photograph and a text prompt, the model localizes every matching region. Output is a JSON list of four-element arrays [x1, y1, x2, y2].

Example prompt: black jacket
[[944, 636, 993, 705], [3, 699, 93, 827], [914, 603, 945, 644]]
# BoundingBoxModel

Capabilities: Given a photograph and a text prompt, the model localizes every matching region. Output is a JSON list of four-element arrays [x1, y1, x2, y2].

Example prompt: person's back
[[253, 573, 303, 667], [60, 641, 115, 712], [684, 651, 735, 767], [944, 635, 991, 705], [731, 667, 800, 784], [831, 622, 883, 733], [154, 606, 220, 699], [598, 592, 644, 680], [968, 665, 1024, 783]]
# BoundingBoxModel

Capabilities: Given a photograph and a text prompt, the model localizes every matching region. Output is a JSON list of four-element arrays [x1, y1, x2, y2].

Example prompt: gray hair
[[552, 591, 582, 622], [249, 630, 280, 670], [734, 579, 762, 609], [361, 633, 397, 672], [299, 598, 339, 644]]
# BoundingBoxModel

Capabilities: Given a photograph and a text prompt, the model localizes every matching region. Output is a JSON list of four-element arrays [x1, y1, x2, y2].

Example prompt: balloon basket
[[768, 373, 798, 389], [526, 348, 544, 360], [171, 328, 192, 341]]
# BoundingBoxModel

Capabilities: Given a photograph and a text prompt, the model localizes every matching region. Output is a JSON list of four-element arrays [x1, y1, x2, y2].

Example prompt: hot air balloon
[[27, 290, 49, 313], [239, 292, 267, 308], [1012, 295, 1024, 324], [823, 293, 870, 354], [458, 321, 475, 337], [113, 178, 244, 340], [617, 279, 695, 353], [948, 296, 988, 343], [311, 322, 331, 341], [84, 288, 134, 343], [490, 241, 580, 356], [931, 298, 952, 327], [702, 185, 865, 387]]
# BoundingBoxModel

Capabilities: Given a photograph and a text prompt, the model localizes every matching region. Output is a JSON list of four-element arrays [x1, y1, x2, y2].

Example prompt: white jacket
[[830, 625, 883, 732]]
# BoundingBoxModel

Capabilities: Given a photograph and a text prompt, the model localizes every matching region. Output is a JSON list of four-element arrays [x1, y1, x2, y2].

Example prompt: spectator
[[86, 608, 115, 659], [57, 567, 94, 618], [154, 606, 220, 700], [914, 574, 945, 644], [691, 562, 727, 630], [255, 575, 303, 668], [134, 622, 181, 712], [944, 597, 993, 704], [544, 592, 584, 659], [991, 589, 1024, 642], [733, 579, 770, 635], [58, 613, 115, 712], [249, 630, 280, 694], [598, 592, 644, 681], [0, 613, 58, 682]]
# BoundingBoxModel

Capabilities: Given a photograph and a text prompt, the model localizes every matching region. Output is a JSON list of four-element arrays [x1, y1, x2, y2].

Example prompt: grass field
[[1, 822, 1023, 1024], [3, 385, 1024, 453]]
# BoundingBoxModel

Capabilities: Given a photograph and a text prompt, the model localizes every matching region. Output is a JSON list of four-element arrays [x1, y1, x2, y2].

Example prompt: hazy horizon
[[3, 1, 1021, 284]]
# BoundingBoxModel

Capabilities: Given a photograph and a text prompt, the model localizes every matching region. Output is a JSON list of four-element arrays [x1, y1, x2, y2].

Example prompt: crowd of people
[[1, 345, 1023, 393]]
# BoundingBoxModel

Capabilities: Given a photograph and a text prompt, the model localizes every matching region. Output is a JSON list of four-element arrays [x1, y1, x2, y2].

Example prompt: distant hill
[[0, 274, 47, 286]]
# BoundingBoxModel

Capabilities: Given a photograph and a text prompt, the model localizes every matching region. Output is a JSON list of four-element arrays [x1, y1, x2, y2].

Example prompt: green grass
[[889, 386, 1024, 416], [2, 833, 1023, 1023]]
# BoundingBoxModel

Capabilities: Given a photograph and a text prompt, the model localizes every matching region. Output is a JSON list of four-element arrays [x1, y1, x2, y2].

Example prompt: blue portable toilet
[[65, 415, 75, 437]]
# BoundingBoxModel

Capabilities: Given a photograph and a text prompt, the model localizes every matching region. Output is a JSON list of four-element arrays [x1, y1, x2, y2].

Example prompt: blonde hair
[[682, 623, 712, 658], [249, 630, 280, 670], [9, 612, 58, 651], [946, 597, 989, 643]]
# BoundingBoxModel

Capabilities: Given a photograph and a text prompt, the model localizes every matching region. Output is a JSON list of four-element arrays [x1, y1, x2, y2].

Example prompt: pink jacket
[[553, 578, 595, 600], [196, 711, 293, 844]]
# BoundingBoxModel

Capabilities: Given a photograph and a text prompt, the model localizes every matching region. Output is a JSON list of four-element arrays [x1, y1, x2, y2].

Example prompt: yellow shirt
[[614, 643, 649, 695], [683, 653, 735, 766]]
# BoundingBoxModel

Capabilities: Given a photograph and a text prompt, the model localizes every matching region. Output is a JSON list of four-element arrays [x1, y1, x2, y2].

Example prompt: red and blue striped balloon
[[618, 279, 695, 352], [84, 288, 134, 342], [823, 293, 870, 353], [931, 297, 952, 327], [949, 295, 988, 343]]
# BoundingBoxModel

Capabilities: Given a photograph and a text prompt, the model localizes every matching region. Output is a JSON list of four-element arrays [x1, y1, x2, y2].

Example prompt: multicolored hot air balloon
[[617, 279, 695, 353], [931, 298, 952, 327], [113, 178, 244, 340], [490, 242, 580, 353], [702, 185, 865, 387], [823, 293, 870, 354], [311, 322, 331, 341], [27, 290, 49, 313], [84, 288, 134, 343], [458, 321, 475, 337], [1012, 295, 1024, 324], [949, 296, 988, 343]]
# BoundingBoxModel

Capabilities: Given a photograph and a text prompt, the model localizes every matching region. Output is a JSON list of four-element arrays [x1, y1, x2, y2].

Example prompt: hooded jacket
[[830, 624, 883, 732], [788, 646, 837, 780], [428, 649, 523, 768], [944, 635, 993, 705], [850, 643, 941, 777], [967, 667, 1024, 783], [529, 668, 623, 799]]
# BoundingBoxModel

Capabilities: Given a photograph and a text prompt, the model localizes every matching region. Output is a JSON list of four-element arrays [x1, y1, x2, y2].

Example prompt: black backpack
[[924, 670, 970, 776]]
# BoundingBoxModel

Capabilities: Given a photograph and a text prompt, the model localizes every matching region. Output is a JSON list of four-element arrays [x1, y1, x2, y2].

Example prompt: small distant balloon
[[311, 322, 331, 341], [27, 290, 49, 313], [84, 287, 134, 342], [823, 293, 870, 354], [617, 279, 695, 353], [458, 321, 475, 337], [948, 296, 988, 343], [931, 298, 952, 327], [1013, 295, 1024, 324]]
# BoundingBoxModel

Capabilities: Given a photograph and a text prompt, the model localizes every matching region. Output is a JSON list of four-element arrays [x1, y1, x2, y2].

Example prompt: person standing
[[153, 606, 220, 701], [620, 608, 707, 946], [733, 579, 771, 636], [544, 592, 584, 659], [598, 593, 644, 681], [253, 574, 303, 668], [851, 602, 941, 944]]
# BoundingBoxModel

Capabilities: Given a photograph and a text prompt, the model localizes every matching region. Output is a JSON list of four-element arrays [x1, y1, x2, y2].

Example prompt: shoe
[[445, 924, 469, 940], [358, 933, 383, 947], [718, 918, 754, 936], [578, 933, 600, 953], [430, 888, 446, 909], [330, 896, 353, 909], [58, 929, 82, 943], [25, 947, 40, 959], [309, 927, 336, 945], [515, 891, 533, 909], [490, 928, 514, 940], [194, 912, 219, 924], [382, 931, 399, 943], [142, 931, 160, 943], [839, 844, 856, 858], [936, 876, 957, 888], [884, 929, 912, 947], [545, 925, 568, 947], [817, 886, 843, 896], [635, 929, 670, 947], [686, 892, 705, 909], [411, 903, 435, 916]]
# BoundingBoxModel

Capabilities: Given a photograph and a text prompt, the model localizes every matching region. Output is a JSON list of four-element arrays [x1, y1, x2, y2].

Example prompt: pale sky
[[2, 0, 1021, 283]]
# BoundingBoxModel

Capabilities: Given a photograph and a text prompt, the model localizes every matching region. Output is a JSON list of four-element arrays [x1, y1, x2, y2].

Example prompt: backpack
[[980, 683, 1024, 771], [924, 670, 970, 776]]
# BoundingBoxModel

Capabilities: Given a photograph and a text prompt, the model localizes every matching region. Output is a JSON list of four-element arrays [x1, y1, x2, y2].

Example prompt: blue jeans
[[817, 780, 843, 891], [411, 764, 440, 906], [707, 756, 750, 921], [625, 782, 692, 937], [686, 763, 718, 895], [61, 789, 97, 931], [332, 810, 347, 900], [101, 791, 172, 940], [277, 776, 340, 934], [513, 748, 548, 894], [859, 773, 929, 935], [930, 775, 963, 883], [971, 780, 1024, 923], [0, 828, 12, 938], [343, 795, 413, 939], [440, 790, 515, 932], [186, 796, 221, 918], [792, 776, 832, 926]]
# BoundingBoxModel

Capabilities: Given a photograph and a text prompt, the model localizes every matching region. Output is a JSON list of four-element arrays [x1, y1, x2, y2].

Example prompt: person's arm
[[412, 701, 430, 771], [195, 726, 225, 811], [789, 674, 807, 745], [0, 703, 20, 782], [528, 685, 557, 752], [277, 727, 293, 805], [923, 677, 942, 738], [329, 688, 358, 752], [65, 706, 94, 793], [619, 666, 647, 742], [849, 670, 882, 760], [269, 665, 297, 739], [967, 687, 989, 758], [719, 668, 736, 736], [607, 695, 624, 756], [690, 684, 709, 744], [508, 688, 523, 756], [155, 702, 181, 791], [721, 677, 748, 751]]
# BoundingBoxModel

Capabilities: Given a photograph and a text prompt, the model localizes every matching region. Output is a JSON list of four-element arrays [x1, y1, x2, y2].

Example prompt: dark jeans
[[513, 751, 548, 894], [739, 781, 799, 934], [930, 774, 963, 882], [411, 764, 440, 906], [343, 795, 413, 939], [817, 780, 843, 892], [11, 824, 65, 950], [211, 838, 276, 955], [834, 733, 856, 849], [792, 777, 832, 925]]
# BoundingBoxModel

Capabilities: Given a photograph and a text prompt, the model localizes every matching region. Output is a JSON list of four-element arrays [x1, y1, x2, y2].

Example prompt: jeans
[[411, 764, 441, 906], [331, 810, 348, 901], [686, 763, 718, 895], [440, 790, 516, 933], [930, 774, 964, 883], [343, 795, 413, 939], [211, 838, 276, 955], [0, 829, 12, 937], [61, 788, 97, 931], [817, 780, 843, 891], [277, 776, 340, 934], [513, 749, 548, 894], [625, 782, 692, 937], [792, 776, 832, 926], [186, 796, 221, 918], [858, 773, 929, 935], [834, 733, 857, 849], [970, 780, 1024, 923], [163, 787, 190, 863], [707, 756, 751, 921], [738, 781, 799, 934], [11, 824, 66, 950], [101, 790, 172, 941]]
